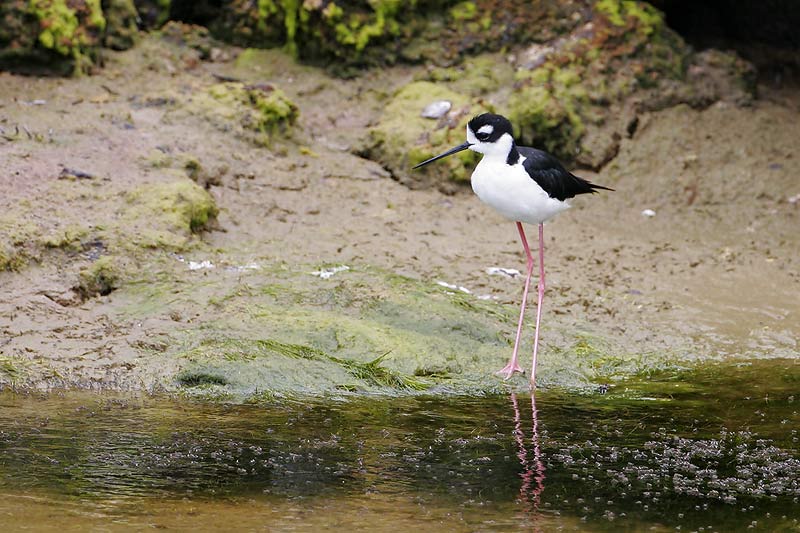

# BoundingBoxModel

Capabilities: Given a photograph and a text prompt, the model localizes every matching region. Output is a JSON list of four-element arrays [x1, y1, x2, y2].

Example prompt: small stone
[[641, 209, 656, 217], [421, 100, 452, 119]]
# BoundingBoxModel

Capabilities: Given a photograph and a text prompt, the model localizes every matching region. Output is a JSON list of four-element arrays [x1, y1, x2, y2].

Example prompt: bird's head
[[413, 113, 515, 169]]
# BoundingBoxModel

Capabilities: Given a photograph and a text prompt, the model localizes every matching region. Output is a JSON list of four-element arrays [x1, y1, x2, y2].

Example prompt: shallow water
[[1, 359, 798, 531]]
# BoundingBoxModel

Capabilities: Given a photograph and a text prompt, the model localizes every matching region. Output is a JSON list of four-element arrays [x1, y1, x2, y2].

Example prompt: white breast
[[470, 155, 571, 225]]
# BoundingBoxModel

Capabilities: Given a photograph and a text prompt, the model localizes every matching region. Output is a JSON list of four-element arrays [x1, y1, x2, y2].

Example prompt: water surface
[[1, 359, 798, 531]]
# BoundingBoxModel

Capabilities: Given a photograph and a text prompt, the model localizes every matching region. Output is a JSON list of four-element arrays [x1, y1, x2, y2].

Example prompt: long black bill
[[412, 142, 471, 169]]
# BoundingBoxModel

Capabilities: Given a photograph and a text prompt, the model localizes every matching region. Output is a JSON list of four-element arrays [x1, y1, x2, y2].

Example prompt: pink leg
[[530, 223, 545, 388], [497, 222, 532, 379]]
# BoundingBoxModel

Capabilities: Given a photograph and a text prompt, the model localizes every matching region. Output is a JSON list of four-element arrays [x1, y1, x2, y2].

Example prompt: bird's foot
[[496, 361, 525, 380]]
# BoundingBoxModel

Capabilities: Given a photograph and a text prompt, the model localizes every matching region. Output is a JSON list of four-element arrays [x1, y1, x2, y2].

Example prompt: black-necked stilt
[[414, 113, 612, 387]]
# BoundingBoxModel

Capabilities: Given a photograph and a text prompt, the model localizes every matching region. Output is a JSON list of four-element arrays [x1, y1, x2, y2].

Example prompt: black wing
[[519, 146, 613, 201]]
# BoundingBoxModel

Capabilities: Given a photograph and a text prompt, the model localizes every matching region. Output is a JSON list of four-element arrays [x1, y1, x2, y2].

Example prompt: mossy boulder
[[505, 0, 755, 168], [183, 81, 299, 146], [124, 179, 218, 249], [366, 81, 486, 190], [0, 0, 148, 74], [0, 0, 106, 74]]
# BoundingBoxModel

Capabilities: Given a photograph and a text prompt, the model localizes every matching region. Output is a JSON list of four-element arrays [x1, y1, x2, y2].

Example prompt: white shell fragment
[[641, 209, 656, 217], [486, 267, 521, 278], [311, 265, 350, 279], [421, 100, 452, 119], [436, 281, 471, 294], [188, 260, 215, 270]]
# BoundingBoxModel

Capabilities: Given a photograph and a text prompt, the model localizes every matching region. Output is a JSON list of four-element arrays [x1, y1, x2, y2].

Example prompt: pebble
[[421, 100, 452, 119]]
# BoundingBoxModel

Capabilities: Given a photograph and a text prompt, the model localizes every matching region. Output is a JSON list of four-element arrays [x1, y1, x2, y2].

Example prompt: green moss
[[331, 0, 404, 53], [102, 0, 139, 50], [0, 215, 39, 271], [449, 1, 477, 21], [125, 180, 218, 248], [187, 82, 299, 145], [78, 255, 120, 296], [256, 0, 302, 55], [368, 81, 485, 187], [423, 53, 515, 97], [508, 65, 587, 160], [595, 0, 662, 33], [504, 0, 690, 166], [40, 224, 89, 250], [26, 0, 106, 73]]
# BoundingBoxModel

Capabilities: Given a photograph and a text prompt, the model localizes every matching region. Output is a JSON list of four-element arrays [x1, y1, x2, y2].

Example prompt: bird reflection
[[511, 392, 546, 516]]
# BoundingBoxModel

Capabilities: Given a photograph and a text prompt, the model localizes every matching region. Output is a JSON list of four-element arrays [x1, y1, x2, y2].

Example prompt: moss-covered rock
[[206, 0, 585, 74], [421, 53, 515, 97], [77, 255, 120, 296], [133, 0, 170, 29], [366, 81, 486, 190], [102, 0, 139, 50], [504, 0, 755, 168], [124, 179, 218, 249], [0, 0, 106, 74], [183, 81, 299, 146]]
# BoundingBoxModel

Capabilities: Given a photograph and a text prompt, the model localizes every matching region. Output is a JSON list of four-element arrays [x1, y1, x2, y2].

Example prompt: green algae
[[0, 357, 22, 382], [176, 337, 427, 396], [109, 258, 686, 399]]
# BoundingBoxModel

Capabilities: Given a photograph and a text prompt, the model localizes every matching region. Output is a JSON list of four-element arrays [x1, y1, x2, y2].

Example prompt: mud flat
[[0, 17, 798, 397]]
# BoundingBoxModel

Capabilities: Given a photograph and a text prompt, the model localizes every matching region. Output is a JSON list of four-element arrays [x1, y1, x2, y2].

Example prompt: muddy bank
[[0, 29, 798, 397]]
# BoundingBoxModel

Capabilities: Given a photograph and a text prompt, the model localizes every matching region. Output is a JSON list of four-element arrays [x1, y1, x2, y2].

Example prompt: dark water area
[[1, 359, 798, 531]]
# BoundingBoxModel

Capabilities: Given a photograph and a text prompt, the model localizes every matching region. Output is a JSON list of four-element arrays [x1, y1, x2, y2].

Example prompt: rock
[[102, 0, 139, 50], [182, 0, 585, 74], [181, 81, 299, 146], [124, 180, 219, 249], [0, 0, 107, 74], [506, 0, 756, 169], [77, 255, 120, 297], [365, 81, 485, 191], [132, 0, 170, 29], [421, 100, 452, 119]]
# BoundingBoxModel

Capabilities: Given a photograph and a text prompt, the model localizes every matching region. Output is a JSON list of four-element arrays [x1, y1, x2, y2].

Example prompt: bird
[[413, 113, 612, 387]]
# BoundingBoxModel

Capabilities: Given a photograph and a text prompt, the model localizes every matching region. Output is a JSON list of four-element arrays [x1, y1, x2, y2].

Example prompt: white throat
[[466, 130, 515, 161]]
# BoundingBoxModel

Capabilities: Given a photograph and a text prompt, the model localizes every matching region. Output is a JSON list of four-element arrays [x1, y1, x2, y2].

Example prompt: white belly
[[470, 157, 570, 225]]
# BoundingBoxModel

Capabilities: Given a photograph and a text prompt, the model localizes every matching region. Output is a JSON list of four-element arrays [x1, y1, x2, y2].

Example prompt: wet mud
[[0, 33, 798, 395]]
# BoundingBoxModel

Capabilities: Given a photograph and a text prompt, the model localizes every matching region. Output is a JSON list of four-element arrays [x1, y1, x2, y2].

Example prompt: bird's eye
[[475, 132, 490, 141]]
